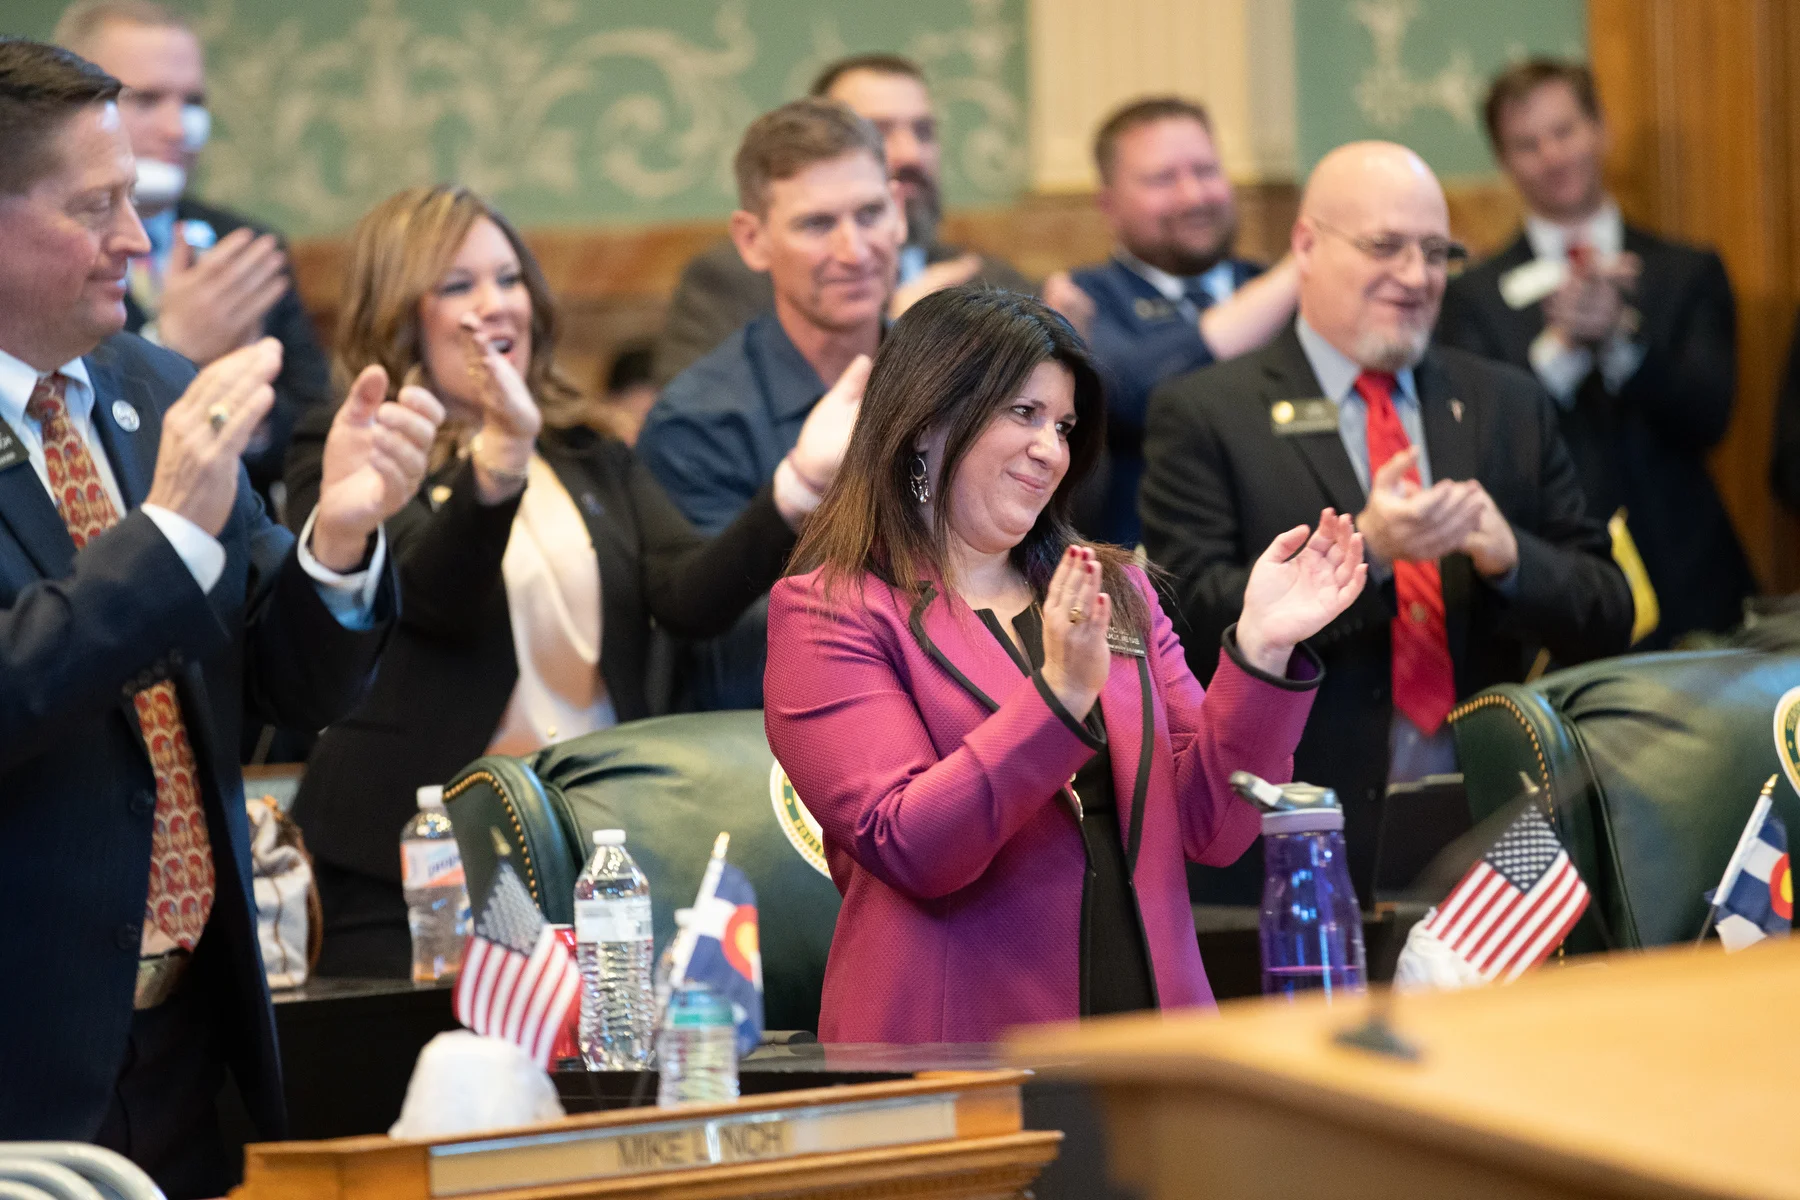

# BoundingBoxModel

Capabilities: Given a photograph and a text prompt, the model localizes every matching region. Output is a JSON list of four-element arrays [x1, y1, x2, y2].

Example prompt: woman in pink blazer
[[765, 288, 1366, 1043]]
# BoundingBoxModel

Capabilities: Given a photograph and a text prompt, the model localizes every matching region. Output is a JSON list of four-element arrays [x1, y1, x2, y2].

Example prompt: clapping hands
[[1236, 509, 1368, 675]]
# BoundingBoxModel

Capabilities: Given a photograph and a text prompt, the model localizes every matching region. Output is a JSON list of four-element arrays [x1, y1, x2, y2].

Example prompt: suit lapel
[[0, 455, 73, 579], [85, 353, 158, 510], [1096, 646, 1152, 871], [1417, 352, 1476, 671], [906, 584, 1038, 717], [538, 434, 635, 566], [1263, 329, 1366, 516]]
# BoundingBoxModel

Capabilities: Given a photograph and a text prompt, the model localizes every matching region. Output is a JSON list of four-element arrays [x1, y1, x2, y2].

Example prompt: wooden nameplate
[[232, 1069, 1059, 1199]]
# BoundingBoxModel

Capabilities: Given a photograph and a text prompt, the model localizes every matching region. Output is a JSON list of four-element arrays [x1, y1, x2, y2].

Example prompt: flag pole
[[632, 832, 733, 1108], [1694, 775, 1777, 948], [668, 832, 731, 995]]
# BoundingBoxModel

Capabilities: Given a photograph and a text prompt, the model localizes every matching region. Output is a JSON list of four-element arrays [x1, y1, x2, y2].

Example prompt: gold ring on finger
[[1068, 605, 1084, 624], [207, 404, 230, 434]]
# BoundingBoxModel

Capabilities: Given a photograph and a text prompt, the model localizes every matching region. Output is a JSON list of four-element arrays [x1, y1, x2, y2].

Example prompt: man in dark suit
[[651, 53, 1029, 387], [1042, 96, 1299, 545], [1437, 58, 1754, 646], [1142, 141, 1632, 901], [56, 0, 333, 514], [0, 41, 440, 1198]]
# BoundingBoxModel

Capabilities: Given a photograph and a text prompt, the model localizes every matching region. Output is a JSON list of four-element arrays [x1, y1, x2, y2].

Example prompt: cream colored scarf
[[487, 455, 616, 754]]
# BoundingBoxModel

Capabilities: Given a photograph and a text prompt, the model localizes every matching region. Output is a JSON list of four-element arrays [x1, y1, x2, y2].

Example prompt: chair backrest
[[1451, 649, 1800, 951], [444, 710, 841, 1033], [0, 1144, 164, 1200]]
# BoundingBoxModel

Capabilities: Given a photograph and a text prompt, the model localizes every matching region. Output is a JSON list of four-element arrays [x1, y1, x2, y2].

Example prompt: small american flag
[[453, 856, 579, 1067], [1420, 803, 1590, 982]]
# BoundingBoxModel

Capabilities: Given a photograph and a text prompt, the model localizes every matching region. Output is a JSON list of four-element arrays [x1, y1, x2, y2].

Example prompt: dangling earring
[[909, 452, 931, 505]]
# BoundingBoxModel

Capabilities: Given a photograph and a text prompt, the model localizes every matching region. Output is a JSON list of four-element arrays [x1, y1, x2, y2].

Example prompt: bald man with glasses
[[1140, 141, 1631, 905]]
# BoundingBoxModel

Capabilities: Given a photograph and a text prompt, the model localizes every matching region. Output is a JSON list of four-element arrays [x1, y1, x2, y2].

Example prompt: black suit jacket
[[1140, 326, 1633, 892], [1437, 227, 1754, 643], [125, 197, 333, 504], [0, 334, 392, 1142], [284, 414, 795, 960]]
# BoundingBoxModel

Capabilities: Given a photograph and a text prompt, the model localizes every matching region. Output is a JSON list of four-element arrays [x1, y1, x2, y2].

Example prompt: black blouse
[[976, 606, 1157, 1017]]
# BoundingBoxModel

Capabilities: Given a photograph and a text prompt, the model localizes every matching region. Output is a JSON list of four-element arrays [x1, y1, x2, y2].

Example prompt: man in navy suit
[[1437, 59, 1754, 645], [0, 40, 441, 1198], [1043, 97, 1299, 545]]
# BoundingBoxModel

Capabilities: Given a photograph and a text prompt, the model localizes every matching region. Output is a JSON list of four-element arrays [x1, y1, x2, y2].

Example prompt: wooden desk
[[1010, 940, 1800, 1200], [232, 1071, 1057, 1200]]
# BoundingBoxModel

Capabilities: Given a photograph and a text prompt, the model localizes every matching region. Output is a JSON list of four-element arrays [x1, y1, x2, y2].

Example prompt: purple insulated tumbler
[[1231, 772, 1367, 1001]]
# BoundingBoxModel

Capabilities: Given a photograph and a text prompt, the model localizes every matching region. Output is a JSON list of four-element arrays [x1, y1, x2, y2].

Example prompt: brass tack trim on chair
[[1449, 691, 1573, 959], [446, 770, 541, 907], [1447, 693, 1551, 801]]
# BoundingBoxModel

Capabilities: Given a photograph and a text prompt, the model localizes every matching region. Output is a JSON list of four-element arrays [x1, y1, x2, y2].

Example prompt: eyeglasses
[[1312, 219, 1469, 272]]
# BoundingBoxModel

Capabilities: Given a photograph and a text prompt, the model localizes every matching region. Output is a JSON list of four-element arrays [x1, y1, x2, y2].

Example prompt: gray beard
[[1354, 325, 1430, 373]]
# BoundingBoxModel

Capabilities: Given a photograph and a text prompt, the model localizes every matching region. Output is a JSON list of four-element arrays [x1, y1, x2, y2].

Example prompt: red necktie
[[1355, 370, 1457, 735], [26, 375, 215, 949], [1566, 236, 1593, 272]]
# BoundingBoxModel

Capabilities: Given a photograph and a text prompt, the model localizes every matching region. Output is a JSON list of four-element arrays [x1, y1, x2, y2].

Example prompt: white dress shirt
[[1522, 198, 1647, 405], [1291, 317, 1458, 783], [0, 346, 382, 624]]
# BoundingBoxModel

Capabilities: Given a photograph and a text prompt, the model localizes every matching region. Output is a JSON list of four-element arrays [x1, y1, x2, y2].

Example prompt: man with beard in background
[[1139, 141, 1630, 903], [1043, 97, 1298, 545], [651, 53, 1030, 387]]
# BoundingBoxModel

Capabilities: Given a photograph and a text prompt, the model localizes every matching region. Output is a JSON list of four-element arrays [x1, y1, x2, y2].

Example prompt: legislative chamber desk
[[1011, 939, 1800, 1200]]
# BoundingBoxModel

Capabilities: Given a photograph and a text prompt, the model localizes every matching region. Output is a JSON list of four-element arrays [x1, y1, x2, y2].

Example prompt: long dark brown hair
[[790, 286, 1149, 639]]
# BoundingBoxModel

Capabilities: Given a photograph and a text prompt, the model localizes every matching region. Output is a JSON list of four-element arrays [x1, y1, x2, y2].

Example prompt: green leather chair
[[1450, 649, 1800, 953], [442, 711, 842, 1032]]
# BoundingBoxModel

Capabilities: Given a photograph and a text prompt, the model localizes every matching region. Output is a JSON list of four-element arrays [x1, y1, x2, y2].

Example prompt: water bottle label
[[402, 841, 465, 890], [575, 895, 652, 942]]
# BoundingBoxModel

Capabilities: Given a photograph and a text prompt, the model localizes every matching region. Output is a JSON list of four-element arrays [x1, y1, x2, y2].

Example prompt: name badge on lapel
[[1133, 296, 1179, 323], [0, 416, 29, 472], [1269, 397, 1340, 436], [1106, 627, 1146, 658]]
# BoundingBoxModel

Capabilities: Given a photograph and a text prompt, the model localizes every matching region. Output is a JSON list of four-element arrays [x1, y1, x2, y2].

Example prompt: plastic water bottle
[[1257, 787, 1367, 1001], [574, 829, 653, 1069], [655, 910, 739, 1107], [401, 785, 470, 983]]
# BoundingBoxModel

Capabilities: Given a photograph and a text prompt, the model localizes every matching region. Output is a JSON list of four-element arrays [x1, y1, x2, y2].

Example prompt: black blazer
[[283, 414, 796, 890], [1437, 227, 1755, 643], [1140, 326, 1633, 891], [0, 334, 392, 1142], [125, 197, 333, 502]]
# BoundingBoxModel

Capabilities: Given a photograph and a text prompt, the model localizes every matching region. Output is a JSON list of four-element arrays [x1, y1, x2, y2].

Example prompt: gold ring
[[207, 404, 230, 433], [1068, 605, 1084, 625]]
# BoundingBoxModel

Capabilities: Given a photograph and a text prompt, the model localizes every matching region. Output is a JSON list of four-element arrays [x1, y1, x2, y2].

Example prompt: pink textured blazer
[[764, 565, 1321, 1043]]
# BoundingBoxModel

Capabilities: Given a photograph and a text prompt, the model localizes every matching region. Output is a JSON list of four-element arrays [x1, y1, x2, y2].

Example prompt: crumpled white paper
[[1391, 911, 1490, 993], [389, 1031, 566, 1139]]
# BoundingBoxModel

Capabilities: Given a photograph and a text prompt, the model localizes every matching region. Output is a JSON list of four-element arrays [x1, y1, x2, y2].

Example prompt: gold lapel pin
[[1271, 400, 1296, 425]]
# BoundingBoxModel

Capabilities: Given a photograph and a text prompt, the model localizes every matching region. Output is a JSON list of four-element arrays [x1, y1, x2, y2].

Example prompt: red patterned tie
[[26, 375, 215, 949], [1356, 370, 1457, 735]]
